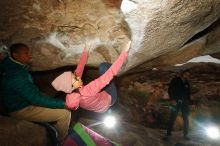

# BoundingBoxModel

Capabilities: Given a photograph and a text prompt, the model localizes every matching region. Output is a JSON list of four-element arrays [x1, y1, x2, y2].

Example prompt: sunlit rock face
[[122, 0, 220, 70], [0, 0, 127, 71], [0, 0, 220, 72]]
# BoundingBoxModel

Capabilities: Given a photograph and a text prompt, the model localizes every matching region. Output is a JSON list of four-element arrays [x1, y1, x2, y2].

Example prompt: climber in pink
[[52, 41, 131, 112]]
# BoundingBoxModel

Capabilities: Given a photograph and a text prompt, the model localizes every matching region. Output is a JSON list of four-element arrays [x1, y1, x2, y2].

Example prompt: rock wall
[[0, 0, 220, 73]]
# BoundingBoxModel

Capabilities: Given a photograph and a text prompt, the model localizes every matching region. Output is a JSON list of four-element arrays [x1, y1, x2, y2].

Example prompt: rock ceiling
[[0, 0, 220, 73]]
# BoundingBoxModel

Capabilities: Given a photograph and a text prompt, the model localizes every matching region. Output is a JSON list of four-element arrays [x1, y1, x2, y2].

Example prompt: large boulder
[[0, 0, 219, 72]]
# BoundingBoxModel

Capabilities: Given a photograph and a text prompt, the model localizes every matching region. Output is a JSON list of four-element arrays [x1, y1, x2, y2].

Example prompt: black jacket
[[168, 76, 191, 103]]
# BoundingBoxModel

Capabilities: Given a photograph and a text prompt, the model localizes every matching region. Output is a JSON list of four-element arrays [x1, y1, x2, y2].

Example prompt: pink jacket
[[66, 51, 128, 112]]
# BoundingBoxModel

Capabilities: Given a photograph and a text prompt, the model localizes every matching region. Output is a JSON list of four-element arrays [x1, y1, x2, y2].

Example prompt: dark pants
[[167, 101, 189, 137], [99, 62, 117, 106]]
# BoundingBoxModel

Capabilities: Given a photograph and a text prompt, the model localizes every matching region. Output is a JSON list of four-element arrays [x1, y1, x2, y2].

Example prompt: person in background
[[164, 70, 192, 140], [52, 41, 131, 113], [0, 43, 71, 143]]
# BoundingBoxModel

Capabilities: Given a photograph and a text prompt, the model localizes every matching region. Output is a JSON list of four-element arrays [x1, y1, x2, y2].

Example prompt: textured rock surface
[[0, 116, 50, 146], [0, 0, 128, 71], [131, 19, 220, 71], [0, 0, 220, 72], [122, 0, 220, 70]]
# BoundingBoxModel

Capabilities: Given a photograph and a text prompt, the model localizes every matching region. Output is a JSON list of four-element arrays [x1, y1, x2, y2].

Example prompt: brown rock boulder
[[0, 116, 50, 146]]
